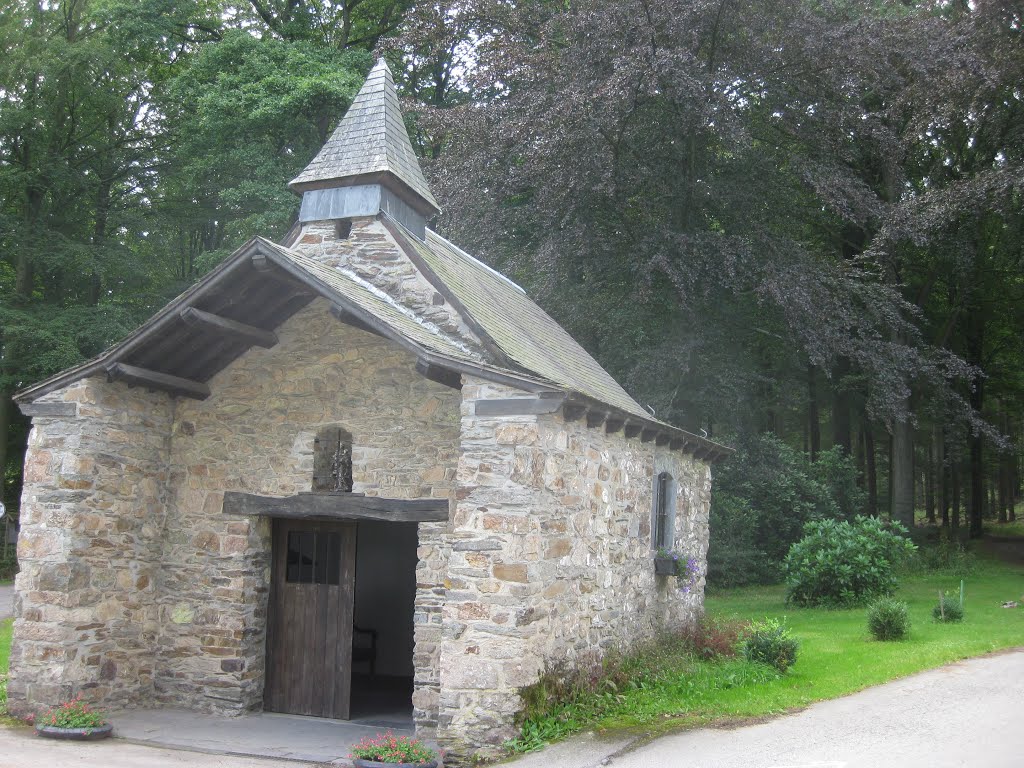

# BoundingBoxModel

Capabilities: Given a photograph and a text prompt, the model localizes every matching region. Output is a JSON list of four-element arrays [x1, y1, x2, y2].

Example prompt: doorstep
[[109, 707, 419, 764]]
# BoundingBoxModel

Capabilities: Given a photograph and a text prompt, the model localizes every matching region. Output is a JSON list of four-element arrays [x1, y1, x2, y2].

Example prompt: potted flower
[[34, 696, 112, 740], [349, 731, 440, 767], [654, 548, 701, 593]]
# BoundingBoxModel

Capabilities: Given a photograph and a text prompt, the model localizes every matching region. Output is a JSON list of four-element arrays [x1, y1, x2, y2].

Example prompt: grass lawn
[[986, 520, 1024, 538], [0, 618, 10, 674], [1, 617, 12, 719], [701, 558, 1024, 720], [509, 554, 1024, 752]]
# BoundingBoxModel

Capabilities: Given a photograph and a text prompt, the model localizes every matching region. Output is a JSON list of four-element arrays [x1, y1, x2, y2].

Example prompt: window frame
[[651, 471, 676, 551]]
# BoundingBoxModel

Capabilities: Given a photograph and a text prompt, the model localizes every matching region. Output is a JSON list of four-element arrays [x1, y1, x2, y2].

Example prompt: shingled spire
[[290, 59, 440, 237]]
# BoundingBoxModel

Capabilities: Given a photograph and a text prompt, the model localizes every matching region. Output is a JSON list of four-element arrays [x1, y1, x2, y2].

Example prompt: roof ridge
[[425, 229, 527, 296]]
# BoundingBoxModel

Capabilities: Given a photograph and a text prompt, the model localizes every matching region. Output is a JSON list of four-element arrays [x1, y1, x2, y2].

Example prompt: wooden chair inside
[[352, 625, 378, 676]]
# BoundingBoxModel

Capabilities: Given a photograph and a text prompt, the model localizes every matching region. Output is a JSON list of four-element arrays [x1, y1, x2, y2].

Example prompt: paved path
[[1, 651, 1021, 767], [505, 649, 1024, 768], [111, 707, 415, 763], [0, 584, 12, 620], [0, 727, 296, 768]]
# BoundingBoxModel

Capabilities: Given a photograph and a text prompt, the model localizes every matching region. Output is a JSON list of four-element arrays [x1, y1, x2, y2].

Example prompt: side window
[[652, 471, 675, 549], [313, 426, 353, 492]]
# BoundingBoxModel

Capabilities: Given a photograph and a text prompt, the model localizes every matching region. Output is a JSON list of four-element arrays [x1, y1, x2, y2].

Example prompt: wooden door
[[265, 519, 356, 718]]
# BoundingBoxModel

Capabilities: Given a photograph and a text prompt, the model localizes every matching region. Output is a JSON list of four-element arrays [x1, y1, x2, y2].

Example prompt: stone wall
[[437, 378, 711, 758], [156, 298, 461, 713], [8, 379, 174, 714]]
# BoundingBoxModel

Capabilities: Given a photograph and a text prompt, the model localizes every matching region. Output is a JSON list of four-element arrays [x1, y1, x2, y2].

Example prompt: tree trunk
[[831, 358, 852, 454], [864, 417, 878, 517], [807, 364, 820, 462], [925, 433, 936, 524], [951, 462, 961, 534], [0, 392, 9, 503], [891, 417, 915, 528], [939, 431, 949, 529], [998, 454, 1009, 524], [966, 311, 985, 539]]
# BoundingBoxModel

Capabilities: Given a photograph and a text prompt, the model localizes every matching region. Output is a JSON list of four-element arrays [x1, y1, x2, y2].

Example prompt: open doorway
[[350, 520, 418, 728]]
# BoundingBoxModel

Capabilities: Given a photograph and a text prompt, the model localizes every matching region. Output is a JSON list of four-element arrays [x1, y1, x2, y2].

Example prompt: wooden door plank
[[335, 524, 356, 719]]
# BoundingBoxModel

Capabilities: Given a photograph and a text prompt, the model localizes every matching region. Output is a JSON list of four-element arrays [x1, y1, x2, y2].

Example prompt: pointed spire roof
[[289, 59, 440, 216]]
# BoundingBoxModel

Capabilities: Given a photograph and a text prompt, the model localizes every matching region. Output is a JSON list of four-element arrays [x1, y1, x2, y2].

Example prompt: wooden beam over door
[[222, 491, 450, 522]]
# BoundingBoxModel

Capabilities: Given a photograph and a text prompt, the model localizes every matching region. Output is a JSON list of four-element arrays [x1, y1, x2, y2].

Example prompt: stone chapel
[[9, 59, 728, 759]]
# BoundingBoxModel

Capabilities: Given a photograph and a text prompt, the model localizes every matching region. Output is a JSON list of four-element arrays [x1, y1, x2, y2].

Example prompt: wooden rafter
[[106, 363, 210, 400], [180, 307, 278, 348], [604, 418, 625, 434]]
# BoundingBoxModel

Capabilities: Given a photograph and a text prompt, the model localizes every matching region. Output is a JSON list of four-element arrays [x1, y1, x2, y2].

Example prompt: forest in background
[[1, 1, 1022, 581]]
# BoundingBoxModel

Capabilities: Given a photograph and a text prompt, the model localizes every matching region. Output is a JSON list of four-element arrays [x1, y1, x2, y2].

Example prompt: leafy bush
[[707, 493, 770, 587], [679, 616, 745, 660], [740, 618, 799, 672], [933, 594, 964, 623], [0, 547, 17, 582], [783, 516, 917, 607], [907, 531, 976, 577], [708, 435, 865, 587], [867, 597, 910, 641]]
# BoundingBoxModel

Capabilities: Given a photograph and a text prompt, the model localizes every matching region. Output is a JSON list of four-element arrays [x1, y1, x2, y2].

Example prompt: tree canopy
[[1, 0, 1022, 550]]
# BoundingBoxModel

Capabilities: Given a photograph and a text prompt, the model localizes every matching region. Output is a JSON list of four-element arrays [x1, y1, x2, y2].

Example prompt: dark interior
[[349, 520, 419, 728]]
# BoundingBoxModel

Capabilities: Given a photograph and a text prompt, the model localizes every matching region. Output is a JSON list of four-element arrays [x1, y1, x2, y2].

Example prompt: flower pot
[[35, 723, 113, 741], [654, 557, 676, 576], [352, 760, 437, 768]]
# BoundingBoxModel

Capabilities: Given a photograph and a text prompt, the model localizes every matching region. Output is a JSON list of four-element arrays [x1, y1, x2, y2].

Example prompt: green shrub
[[867, 597, 910, 640], [707, 435, 865, 588], [907, 531, 976, 577], [741, 618, 799, 672], [933, 594, 964, 623], [783, 516, 917, 607], [0, 548, 16, 582], [679, 616, 745, 660]]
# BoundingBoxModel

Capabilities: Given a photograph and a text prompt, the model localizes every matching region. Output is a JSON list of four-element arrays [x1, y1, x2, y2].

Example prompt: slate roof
[[288, 59, 440, 215], [255, 238, 482, 364], [408, 229, 655, 423]]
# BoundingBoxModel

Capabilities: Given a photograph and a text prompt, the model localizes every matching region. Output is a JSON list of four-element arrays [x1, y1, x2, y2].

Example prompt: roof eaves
[[14, 237, 268, 405], [561, 391, 734, 462]]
